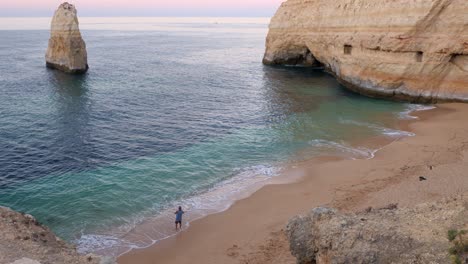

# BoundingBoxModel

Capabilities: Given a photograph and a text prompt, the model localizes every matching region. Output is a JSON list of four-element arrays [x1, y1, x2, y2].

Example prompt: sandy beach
[[118, 103, 468, 264]]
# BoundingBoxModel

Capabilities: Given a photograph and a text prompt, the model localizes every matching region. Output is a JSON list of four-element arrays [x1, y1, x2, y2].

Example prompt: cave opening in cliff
[[344, 45, 353, 55], [343, 45, 353, 55], [416, 51, 423, 62], [303, 49, 320, 67], [287, 48, 323, 67], [449, 53, 460, 63]]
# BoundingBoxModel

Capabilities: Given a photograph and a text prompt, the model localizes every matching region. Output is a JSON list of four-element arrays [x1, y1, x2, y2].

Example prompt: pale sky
[[0, 0, 284, 17]]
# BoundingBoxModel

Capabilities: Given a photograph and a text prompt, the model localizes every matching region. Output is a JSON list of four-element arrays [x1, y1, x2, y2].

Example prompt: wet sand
[[118, 103, 468, 264]]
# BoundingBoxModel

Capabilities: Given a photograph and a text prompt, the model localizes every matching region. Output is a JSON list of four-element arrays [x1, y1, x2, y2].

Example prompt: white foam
[[178, 164, 280, 212], [399, 104, 436, 120], [381, 128, 415, 137], [308, 139, 377, 159], [76, 234, 130, 255], [338, 119, 415, 138]]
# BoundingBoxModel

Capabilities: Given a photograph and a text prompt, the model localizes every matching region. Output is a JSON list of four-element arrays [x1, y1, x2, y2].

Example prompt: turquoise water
[[0, 18, 419, 256]]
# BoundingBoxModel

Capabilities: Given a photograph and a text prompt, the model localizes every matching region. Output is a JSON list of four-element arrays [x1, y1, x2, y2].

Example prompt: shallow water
[[0, 17, 419, 256]]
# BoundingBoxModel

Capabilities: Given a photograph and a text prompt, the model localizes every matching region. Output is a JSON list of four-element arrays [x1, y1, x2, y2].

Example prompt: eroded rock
[[45, 2, 88, 74], [0, 206, 101, 264], [286, 198, 467, 264]]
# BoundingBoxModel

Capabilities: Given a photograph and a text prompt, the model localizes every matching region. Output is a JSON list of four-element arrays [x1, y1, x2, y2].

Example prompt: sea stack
[[263, 0, 468, 103], [45, 2, 88, 74]]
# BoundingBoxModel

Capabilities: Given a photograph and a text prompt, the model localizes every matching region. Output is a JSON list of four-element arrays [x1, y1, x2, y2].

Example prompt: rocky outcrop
[[286, 198, 467, 264], [45, 2, 88, 74], [0, 206, 101, 264], [264, 0, 468, 103]]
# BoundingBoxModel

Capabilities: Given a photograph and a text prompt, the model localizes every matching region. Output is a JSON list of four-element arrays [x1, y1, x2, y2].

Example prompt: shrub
[[449, 254, 461, 264], [448, 229, 458, 242], [449, 246, 457, 255], [447, 229, 467, 264]]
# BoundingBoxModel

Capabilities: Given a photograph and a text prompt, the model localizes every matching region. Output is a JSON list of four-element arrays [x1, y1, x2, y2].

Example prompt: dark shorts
[[175, 220, 181, 224]]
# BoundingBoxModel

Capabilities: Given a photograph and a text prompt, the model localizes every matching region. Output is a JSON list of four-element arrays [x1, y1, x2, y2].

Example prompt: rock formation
[[45, 2, 88, 74], [286, 198, 467, 264], [0, 206, 101, 264], [264, 0, 468, 103]]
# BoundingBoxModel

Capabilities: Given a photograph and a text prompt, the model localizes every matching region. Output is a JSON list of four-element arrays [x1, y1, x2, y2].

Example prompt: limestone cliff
[[45, 2, 88, 74], [264, 0, 468, 103]]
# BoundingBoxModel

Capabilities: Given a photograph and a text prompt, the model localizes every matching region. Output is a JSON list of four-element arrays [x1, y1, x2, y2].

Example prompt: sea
[[0, 17, 432, 257]]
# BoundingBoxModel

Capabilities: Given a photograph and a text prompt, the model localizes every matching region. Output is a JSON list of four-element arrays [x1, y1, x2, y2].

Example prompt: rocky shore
[[263, 0, 468, 103], [0, 206, 105, 264]]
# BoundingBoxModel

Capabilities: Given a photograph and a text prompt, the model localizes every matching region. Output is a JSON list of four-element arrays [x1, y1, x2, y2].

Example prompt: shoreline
[[117, 103, 468, 264], [78, 105, 425, 257], [89, 103, 424, 258]]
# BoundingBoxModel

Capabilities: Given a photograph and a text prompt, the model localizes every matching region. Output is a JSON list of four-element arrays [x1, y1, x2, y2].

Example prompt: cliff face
[[264, 0, 468, 103], [286, 199, 467, 264], [45, 2, 88, 74]]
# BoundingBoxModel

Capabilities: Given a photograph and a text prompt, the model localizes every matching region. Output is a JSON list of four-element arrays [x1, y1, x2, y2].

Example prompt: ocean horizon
[[0, 17, 423, 257], [0, 17, 271, 31]]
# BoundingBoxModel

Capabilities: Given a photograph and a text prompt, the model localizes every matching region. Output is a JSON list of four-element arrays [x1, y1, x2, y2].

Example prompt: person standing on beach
[[175, 206, 184, 230]]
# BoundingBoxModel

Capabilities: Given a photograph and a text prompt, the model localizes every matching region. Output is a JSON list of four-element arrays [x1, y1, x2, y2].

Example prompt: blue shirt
[[175, 210, 184, 221]]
